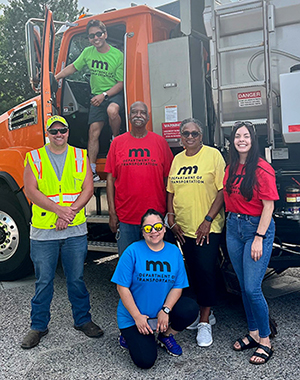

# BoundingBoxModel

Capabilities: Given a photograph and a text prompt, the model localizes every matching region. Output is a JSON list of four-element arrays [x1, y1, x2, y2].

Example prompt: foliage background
[[0, 0, 85, 115]]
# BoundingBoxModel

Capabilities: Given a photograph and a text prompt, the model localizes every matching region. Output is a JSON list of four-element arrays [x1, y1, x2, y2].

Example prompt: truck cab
[[0, 6, 179, 280]]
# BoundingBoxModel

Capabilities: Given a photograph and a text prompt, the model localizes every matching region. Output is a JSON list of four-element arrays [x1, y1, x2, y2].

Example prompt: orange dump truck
[[1, 1, 300, 282], [0, 5, 179, 280]]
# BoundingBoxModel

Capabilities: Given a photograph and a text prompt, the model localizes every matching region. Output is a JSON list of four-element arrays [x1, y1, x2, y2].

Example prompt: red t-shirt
[[105, 131, 174, 224], [223, 158, 279, 216]]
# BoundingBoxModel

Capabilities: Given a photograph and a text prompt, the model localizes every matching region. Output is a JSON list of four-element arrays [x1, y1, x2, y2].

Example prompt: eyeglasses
[[48, 127, 69, 135], [142, 223, 164, 234], [88, 31, 105, 39], [181, 131, 201, 138]]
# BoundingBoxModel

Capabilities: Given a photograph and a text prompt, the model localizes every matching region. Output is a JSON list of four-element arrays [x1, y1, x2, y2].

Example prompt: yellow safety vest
[[25, 144, 87, 229]]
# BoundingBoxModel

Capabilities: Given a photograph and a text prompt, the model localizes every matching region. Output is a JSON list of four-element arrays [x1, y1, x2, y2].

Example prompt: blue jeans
[[226, 213, 275, 338], [116, 222, 141, 256], [30, 235, 91, 331]]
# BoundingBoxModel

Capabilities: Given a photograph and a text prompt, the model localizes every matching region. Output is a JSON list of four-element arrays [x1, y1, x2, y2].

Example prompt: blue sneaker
[[119, 335, 128, 350], [157, 333, 182, 356]]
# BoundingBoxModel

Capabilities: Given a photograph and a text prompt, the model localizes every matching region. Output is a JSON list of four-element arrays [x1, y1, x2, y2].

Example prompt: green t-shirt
[[73, 45, 124, 94]]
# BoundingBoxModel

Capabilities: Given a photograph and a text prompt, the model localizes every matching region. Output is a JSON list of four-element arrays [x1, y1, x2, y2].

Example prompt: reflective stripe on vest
[[30, 150, 42, 179], [28, 144, 87, 229], [74, 147, 84, 173], [63, 192, 81, 203], [47, 194, 60, 204]]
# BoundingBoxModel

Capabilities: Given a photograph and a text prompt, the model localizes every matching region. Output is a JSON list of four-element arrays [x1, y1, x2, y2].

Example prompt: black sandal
[[249, 344, 274, 365], [233, 334, 259, 351]]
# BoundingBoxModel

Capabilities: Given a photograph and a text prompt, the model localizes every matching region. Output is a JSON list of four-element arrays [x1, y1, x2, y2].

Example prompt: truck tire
[[0, 193, 32, 281]]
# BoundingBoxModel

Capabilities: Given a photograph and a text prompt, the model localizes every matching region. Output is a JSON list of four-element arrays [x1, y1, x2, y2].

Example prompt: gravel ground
[[1, 254, 299, 380]]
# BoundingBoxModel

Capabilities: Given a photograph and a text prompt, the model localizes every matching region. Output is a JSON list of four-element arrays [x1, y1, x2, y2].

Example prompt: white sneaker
[[186, 311, 216, 330], [93, 172, 100, 182], [196, 322, 213, 347], [209, 311, 216, 326]]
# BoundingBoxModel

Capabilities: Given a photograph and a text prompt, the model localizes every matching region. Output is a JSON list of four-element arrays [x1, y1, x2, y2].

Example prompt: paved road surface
[[1, 253, 299, 379]]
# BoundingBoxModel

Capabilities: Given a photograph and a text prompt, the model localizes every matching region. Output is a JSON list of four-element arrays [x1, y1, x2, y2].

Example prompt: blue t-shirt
[[111, 240, 189, 329]]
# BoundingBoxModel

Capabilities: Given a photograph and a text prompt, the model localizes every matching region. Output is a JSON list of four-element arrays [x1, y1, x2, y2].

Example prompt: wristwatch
[[205, 215, 213, 223], [102, 92, 109, 100], [162, 306, 171, 314]]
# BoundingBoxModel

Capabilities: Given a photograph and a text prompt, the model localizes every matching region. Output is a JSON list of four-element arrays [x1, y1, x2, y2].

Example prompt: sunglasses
[[233, 121, 256, 134], [142, 222, 164, 234], [234, 121, 254, 128], [181, 131, 201, 138], [88, 31, 105, 39], [48, 127, 69, 135]]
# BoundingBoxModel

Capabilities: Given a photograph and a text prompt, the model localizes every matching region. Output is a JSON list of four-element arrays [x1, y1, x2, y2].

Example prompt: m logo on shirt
[[92, 60, 108, 70], [232, 173, 244, 186], [129, 148, 150, 158], [146, 260, 171, 272], [177, 166, 198, 175]]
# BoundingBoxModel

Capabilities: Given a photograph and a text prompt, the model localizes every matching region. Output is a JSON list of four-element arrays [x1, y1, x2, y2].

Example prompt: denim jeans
[[30, 235, 91, 331], [226, 212, 275, 338], [116, 222, 141, 256]]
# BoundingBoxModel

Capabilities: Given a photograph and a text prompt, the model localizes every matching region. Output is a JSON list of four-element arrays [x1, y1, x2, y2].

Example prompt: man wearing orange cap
[[21, 116, 103, 349]]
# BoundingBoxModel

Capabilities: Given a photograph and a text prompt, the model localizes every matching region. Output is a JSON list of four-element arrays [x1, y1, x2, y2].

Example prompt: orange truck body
[[0, 6, 179, 280]]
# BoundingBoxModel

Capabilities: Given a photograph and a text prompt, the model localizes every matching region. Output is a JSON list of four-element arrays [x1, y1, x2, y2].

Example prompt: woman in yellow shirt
[[167, 118, 225, 348]]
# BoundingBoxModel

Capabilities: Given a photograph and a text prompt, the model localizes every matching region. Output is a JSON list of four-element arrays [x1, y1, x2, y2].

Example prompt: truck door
[[41, 7, 56, 133]]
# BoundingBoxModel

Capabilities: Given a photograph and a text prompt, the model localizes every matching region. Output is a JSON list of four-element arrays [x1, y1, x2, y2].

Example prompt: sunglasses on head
[[181, 131, 200, 138], [48, 127, 69, 135], [234, 121, 254, 128], [142, 222, 164, 234], [88, 31, 105, 39], [233, 121, 256, 134]]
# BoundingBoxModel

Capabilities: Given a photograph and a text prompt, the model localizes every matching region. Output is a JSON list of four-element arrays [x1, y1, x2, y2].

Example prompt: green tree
[[0, 0, 85, 115]]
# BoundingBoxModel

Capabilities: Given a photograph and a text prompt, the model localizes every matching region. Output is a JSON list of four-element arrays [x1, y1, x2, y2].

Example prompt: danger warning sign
[[237, 91, 262, 107], [162, 122, 181, 139]]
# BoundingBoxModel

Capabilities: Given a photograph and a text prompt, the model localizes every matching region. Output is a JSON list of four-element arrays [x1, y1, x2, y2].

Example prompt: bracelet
[[255, 232, 266, 239], [170, 222, 177, 230], [166, 212, 175, 217]]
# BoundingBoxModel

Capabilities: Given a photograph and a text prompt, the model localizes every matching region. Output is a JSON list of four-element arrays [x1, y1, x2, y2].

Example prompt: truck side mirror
[[25, 21, 42, 93]]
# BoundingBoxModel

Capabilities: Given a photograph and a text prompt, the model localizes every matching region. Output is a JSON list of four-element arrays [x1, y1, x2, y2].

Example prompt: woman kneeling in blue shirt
[[111, 208, 198, 369]]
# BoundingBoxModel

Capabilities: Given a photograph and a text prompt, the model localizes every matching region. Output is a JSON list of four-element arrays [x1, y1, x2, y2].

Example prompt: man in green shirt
[[55, 19, 124, 181]]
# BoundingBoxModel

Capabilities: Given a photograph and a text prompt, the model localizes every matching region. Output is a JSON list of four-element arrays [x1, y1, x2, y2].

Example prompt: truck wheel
[[0, 196, 32, 281]]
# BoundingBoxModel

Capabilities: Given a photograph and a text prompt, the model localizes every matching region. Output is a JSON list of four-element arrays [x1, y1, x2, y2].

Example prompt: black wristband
[[255, 232, 266, 239]]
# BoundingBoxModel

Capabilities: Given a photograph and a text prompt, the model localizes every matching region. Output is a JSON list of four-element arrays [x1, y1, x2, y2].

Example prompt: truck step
[[215, 0, 262, 16], [220, 80, 265, 91], [218, 41, 263, 53], [88, 240, 118, 253], [86, 215, 109, 224], [93, 180, 107, 188]]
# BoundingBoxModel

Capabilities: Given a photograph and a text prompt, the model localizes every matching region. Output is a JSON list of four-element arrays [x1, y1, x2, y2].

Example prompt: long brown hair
[[225, 122, 259, 201]]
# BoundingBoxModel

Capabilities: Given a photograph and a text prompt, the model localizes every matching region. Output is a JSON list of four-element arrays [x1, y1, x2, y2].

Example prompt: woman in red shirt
[[223, 121, 279, 365]]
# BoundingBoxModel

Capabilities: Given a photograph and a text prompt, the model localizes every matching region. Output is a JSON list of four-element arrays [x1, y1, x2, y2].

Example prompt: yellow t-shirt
[[167, 145, 225, 238]]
